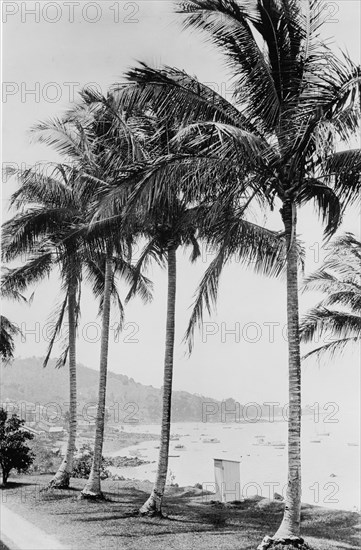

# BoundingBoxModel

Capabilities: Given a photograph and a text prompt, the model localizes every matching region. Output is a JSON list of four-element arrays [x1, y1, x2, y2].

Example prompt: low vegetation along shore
[[1, 475, 360, 550]]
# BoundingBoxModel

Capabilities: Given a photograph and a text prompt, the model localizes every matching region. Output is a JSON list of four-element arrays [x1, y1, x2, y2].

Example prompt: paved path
[[0, 503, 70, 550]]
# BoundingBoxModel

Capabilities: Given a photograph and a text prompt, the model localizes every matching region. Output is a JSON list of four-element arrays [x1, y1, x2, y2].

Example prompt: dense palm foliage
[[109, 0, 361, 543], [91, 93, 292, 513], [300, 233, 361, 360]]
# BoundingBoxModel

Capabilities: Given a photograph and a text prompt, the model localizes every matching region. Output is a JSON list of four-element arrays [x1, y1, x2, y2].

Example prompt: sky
[[1, 1, 360, 413]]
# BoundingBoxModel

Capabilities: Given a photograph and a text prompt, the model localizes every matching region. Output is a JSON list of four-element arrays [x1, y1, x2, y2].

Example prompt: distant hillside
[[0, 357, 225, 424], [1, 357, 295, 425]]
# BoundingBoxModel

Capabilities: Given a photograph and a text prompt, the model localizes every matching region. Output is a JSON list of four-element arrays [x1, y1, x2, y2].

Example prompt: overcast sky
[[1, 1, 360, 413]]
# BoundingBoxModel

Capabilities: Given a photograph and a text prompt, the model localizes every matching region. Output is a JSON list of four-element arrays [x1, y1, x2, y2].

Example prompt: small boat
[[310, 439, 321, 443], [203, 437, 220, 443], [168, 455, 180, 458], [174, 444, 185, 449], [347, 442, 359, 447], [223, 426, 232, 429]]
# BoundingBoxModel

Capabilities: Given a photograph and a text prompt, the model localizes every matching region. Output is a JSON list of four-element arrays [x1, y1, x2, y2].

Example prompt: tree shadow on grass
[[0, 480, 38, 490]]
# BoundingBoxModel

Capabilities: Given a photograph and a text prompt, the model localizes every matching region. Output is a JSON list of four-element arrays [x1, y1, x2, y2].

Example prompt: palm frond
[[178, 0, 280, 130], [125, 238, 164, 303], [184, 243, 226, 354], [324, 149, 361, 210], [302, 336, 360, 361], [0, 315, 22, 362], [2, 209, 71, 262], [43, 292, 69, 369], [300, 307, 361, 343], [302, 269, 361, 296], [1, 253, 53, 298], [185, 217, 294, 353], [7, 164, 74, 210], [321, 290, 361, 313], [296, 179, 341, 237], [115, 64, 264, 137]]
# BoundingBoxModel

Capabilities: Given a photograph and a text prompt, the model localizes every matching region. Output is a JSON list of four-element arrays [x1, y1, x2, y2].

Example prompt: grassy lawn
[[1, 475, 360, 550]]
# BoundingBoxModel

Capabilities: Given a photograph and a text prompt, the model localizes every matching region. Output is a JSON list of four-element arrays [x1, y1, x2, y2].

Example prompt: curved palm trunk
[[267, 201, 303, 547], [81, 252, 113, 499], [48, 281, 77, 488], [140, 245, 177, 516]]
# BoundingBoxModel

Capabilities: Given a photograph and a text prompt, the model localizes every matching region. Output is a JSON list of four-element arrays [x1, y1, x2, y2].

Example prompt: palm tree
[[34, 91, 153, 499], [300, 233, 361, 359], [2, 165, 84, 488], [112, 1, 361, 543], [95, 96, 290, 514], [94, 104, 204, 511], [2, 127, 149, 493], [136, 207, 290, 517], [130, 209, 201, 516]]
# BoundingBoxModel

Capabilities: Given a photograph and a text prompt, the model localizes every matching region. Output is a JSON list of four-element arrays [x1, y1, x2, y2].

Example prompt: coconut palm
[[91, 105, 203, 512], [1, 164, 86, 488], [300, 233, 361, 359], [93, 92, 291, 514], [33, 91, 153, 499], [135, 205, 290, 516], [131, 210, 199, 515], [2, 100, 151, 492], [112, 0, 361, 543]]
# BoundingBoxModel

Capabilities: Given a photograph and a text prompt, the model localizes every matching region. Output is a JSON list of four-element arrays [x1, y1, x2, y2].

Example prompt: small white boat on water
[[203, 437, 220, 443], [253, 438, 285, 447]]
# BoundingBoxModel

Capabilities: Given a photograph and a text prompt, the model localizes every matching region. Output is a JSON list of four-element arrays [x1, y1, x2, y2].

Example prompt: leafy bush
[[0, 408, 34, 485], [71, 444, 110, 479], [29, 438, 62, 474]]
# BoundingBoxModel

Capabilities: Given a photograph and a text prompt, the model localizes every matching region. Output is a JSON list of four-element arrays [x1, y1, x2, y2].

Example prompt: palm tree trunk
[[271, 200, 303, 545], [1, 468, 9, 486], [48, 280, 77, 488], [140, 245, 177, 516], [81, 251, 113, 499]]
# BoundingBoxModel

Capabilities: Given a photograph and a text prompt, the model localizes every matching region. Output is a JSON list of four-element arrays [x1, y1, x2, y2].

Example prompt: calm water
[[107, 413, 360, 511]]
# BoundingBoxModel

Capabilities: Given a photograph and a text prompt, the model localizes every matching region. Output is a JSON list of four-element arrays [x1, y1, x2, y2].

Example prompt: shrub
[[29, 438, 62, 474], [0, 408, 34, 485], [72, 444, 110, 479]]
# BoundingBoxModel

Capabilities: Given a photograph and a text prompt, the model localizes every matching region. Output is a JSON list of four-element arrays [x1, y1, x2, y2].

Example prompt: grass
[[1, 475, 360, 550]]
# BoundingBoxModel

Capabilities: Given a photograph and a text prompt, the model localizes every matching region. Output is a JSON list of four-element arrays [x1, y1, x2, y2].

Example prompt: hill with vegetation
[[1, 357, 296, 424], [0, 357, 223, 424]]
